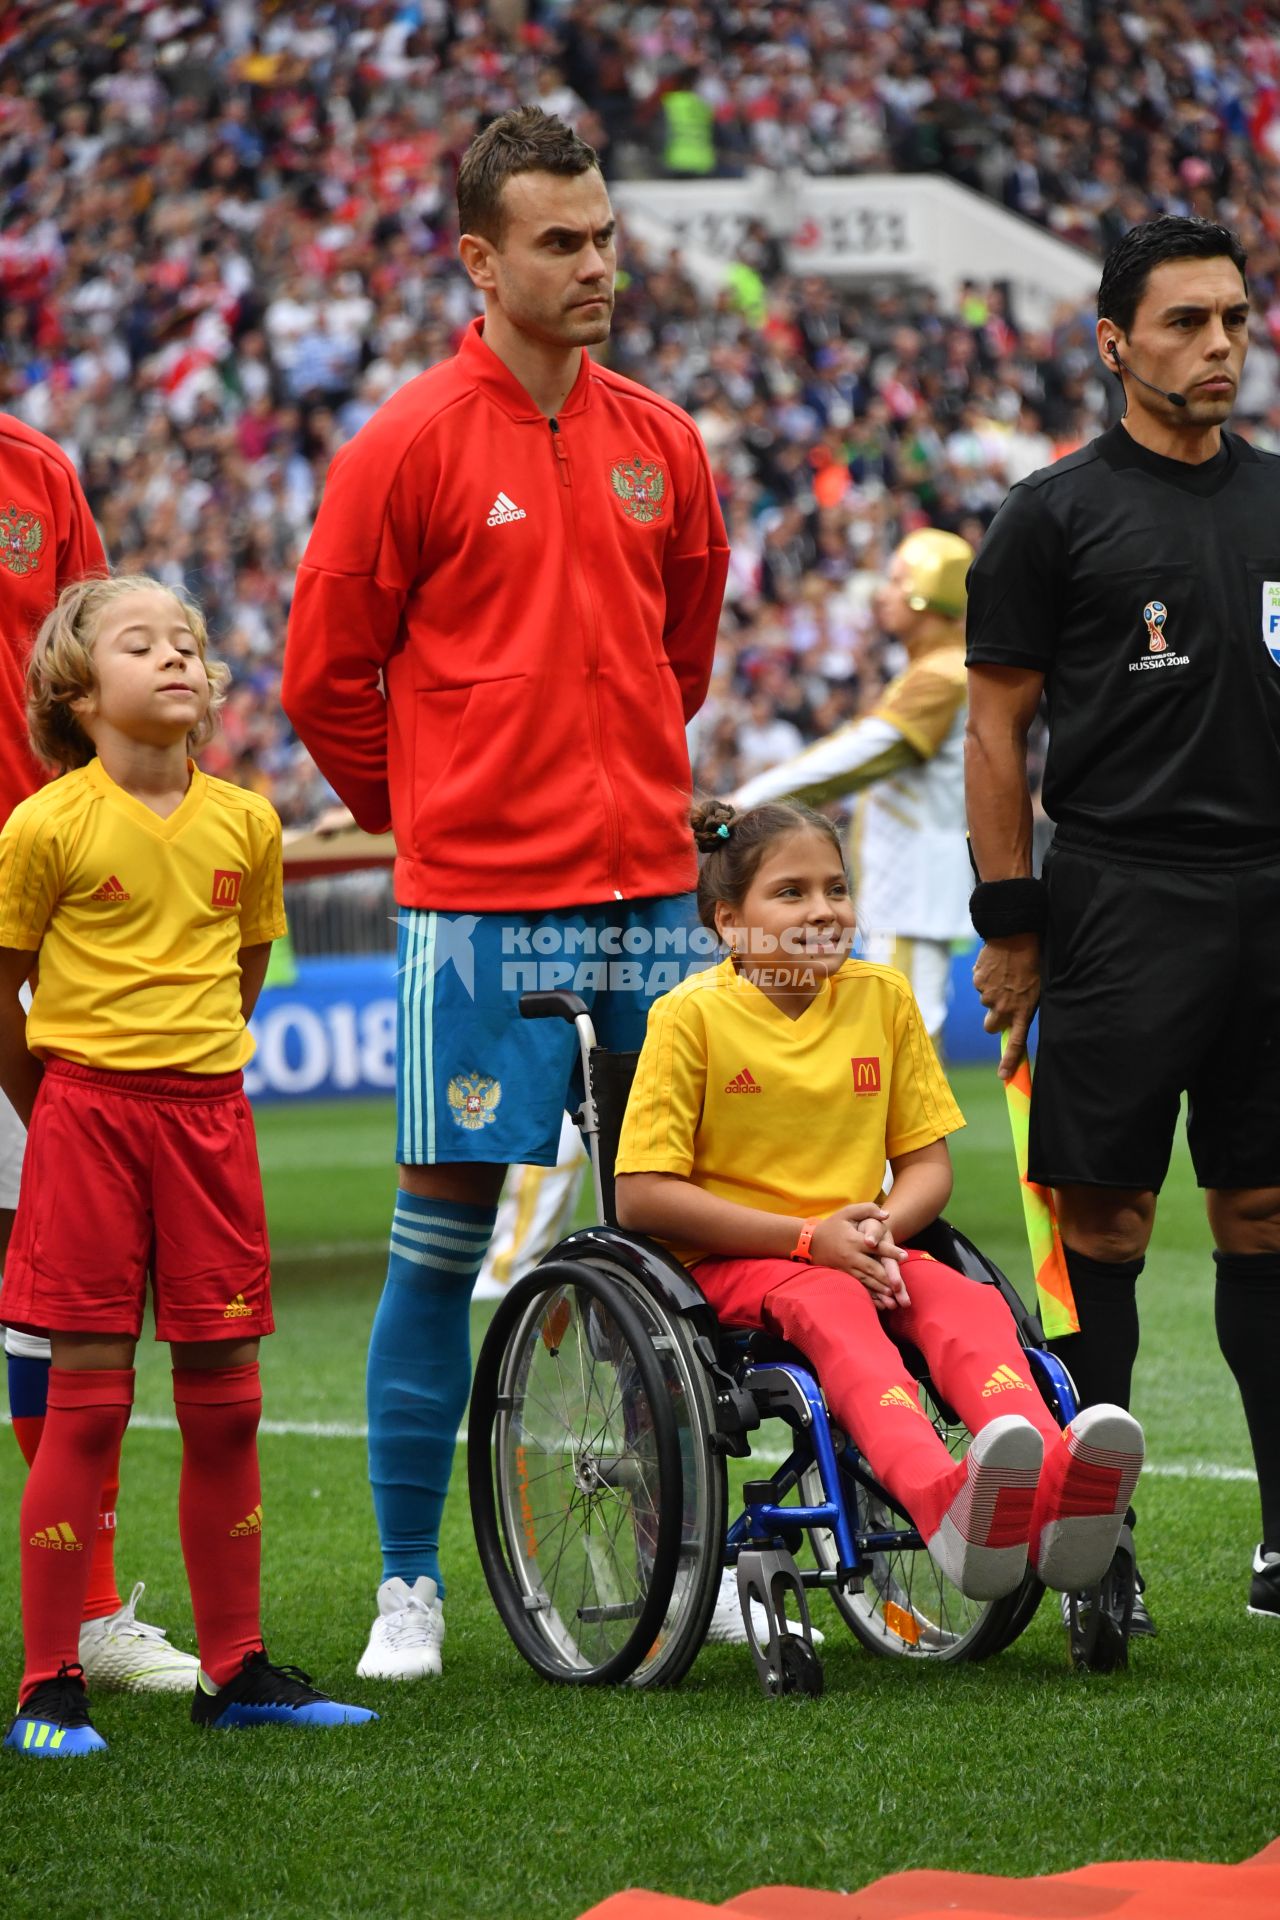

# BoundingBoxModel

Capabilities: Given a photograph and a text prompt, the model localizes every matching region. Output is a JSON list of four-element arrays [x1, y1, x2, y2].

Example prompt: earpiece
[[1105, 340, 1187, 409]]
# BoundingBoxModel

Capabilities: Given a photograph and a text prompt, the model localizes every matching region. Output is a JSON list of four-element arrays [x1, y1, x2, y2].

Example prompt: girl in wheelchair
[[614, 799, 1144, 1604]]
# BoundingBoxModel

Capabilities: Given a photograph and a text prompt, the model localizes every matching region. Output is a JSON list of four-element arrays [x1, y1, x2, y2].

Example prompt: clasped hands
[[810, 1203, 910, 1311]]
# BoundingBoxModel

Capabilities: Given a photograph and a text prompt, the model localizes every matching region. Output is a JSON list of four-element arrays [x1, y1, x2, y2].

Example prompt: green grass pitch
[[1, 1069, 1277, 1918]]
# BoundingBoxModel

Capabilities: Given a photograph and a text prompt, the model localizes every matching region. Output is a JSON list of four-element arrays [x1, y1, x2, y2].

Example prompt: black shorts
[[1028, 841, 1280, 1192]]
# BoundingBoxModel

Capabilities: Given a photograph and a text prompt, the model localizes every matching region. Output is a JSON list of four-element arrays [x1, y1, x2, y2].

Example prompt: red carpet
[[576, 1839, 1280, 1919]]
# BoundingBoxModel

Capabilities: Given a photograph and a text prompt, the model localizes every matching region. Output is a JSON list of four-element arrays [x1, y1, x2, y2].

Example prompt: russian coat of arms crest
[[609, 455, 667, 524], [446, 1071, 501, 1131], [0, 504, 44, 577]]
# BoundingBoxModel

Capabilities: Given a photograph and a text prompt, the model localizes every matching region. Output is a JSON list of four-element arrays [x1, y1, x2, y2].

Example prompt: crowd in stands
[[4, 2, 1280, 822]]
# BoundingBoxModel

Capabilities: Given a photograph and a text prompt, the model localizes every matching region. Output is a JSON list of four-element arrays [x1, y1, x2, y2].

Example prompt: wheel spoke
[[478, 1268, 725, 1687]]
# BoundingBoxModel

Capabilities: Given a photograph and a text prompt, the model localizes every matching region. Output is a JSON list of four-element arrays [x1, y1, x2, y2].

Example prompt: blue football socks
[[366, 1192, 497, 1598]]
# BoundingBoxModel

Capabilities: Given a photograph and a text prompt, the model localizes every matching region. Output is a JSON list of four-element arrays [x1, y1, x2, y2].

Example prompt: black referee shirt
[[966, 422, 1280, 861]]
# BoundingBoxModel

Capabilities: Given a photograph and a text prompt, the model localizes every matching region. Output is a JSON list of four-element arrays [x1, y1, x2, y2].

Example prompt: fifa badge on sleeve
[[1262, 581, 1280, 669]]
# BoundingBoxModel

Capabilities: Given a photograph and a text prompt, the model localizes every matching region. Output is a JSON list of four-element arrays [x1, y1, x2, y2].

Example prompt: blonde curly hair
[[26, 574, 231, 773]]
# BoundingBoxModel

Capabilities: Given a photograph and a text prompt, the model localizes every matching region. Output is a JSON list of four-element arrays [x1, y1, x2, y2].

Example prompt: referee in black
[[964, 215, 1280, 1631]]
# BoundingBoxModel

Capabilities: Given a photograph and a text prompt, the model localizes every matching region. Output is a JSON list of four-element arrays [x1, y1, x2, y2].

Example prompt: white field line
[[5, 1412, 1249, 1480]]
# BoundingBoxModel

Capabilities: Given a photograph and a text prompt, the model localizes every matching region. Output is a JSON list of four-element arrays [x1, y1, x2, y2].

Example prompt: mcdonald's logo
[[211, 869, 243, 909], [850, 1056, 881, 1096]]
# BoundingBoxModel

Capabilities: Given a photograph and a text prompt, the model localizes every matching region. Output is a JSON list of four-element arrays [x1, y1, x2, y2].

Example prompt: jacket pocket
[[411, 674, 561, 851]]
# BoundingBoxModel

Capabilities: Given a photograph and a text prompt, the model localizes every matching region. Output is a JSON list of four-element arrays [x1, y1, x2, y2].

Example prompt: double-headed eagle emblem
[[447, 1071, 501, 1131], [610, 454, 667, 524], [0, 504, 44, 578]]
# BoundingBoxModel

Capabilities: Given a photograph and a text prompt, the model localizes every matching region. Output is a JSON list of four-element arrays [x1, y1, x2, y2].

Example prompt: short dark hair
[[456, 107, 600, 244], [1097, 215, 1248, 333], [691, 798, 845, 932]]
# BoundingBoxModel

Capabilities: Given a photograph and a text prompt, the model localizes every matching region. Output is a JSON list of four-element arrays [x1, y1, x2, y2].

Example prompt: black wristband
[[969, 877, 1048, 940]]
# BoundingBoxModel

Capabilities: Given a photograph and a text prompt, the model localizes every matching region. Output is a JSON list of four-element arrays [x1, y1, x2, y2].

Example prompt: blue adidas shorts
[[395, 893, 707, 1167]]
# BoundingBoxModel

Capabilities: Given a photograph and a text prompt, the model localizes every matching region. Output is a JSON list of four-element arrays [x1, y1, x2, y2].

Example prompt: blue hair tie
[[715, 822, 731, 840]]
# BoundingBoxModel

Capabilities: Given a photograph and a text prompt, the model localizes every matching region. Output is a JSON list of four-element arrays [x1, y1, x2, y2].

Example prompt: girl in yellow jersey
[[0, 575, 375, 1759], [615, 799, 1145, 1605]]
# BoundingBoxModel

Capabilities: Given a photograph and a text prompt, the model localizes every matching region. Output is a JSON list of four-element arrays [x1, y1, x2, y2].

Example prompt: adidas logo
[[29, 1522, 82, 1551], [981, 1364, 1030, 1397], [230, 1503, 263, 1538], [486, 490, 526, 527], [879, 1385, 922, 1414], [222, 1293, 254, 1319], [91, 874, 130, 903], [724, 1068, 763, 1094], [18, 1722, 69, 1750]]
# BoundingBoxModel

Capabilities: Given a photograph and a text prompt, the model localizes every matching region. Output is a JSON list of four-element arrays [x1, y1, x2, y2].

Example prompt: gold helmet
[[896, 528, 974, 618]]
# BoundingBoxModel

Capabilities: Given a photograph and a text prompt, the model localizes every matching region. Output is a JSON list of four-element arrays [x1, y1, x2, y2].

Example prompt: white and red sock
[[1031, 1404, 1145, 1591]]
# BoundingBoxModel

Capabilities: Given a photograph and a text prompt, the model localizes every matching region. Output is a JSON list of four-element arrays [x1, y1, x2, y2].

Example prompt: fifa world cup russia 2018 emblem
[[1143, 599, 1168, 652]]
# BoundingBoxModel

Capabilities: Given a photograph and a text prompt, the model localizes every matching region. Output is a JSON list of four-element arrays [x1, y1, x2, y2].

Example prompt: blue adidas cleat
[[191, 1649, 378, 1729], [4, 1663, 108, 1757]]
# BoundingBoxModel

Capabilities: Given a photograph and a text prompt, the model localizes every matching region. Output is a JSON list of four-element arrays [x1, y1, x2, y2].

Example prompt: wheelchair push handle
[[519, 990, 604, 1213], [518, 990, 600, 1067], [519, 989, 590, 1025]]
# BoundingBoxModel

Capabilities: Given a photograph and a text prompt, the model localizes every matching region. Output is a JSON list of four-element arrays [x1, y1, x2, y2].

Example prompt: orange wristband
[[790, 1219, 817, 1263]]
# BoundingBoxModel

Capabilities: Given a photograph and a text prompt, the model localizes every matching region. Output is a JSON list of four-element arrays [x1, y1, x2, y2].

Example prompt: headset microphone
[[1107, 340, 1187, 409]]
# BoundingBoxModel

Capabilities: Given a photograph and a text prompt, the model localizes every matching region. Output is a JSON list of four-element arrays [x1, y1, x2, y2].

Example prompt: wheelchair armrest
[[903, 1216, 964, 1266], [908, 1216, 1045, 1347]]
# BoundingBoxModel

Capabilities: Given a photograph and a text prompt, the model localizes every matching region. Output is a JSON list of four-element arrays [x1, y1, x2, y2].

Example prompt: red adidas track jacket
[[0, 415, 105, 824], [283, 319, 729, 910]]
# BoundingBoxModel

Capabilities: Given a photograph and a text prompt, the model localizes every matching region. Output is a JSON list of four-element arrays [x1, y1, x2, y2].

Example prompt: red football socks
[[1031, 1404, 1145, 1590], [763, 1266, 968, 1538], [11, 1390, 124, 1623], [764, 1255, 1062, 1541], [9, 1409, 43, 1470], [173, 1363, 264, 1687], [18, 1367, 134, 1700], [82, 1464, 123, 1622], [887, 1254, 1062, 1454]]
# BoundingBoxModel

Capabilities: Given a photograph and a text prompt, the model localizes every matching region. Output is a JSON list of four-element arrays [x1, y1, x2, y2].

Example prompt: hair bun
[[690, 797, 736, 853]]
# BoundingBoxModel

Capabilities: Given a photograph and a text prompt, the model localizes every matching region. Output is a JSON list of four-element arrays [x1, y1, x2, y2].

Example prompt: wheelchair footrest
[[736, 1547, 824, 1699]]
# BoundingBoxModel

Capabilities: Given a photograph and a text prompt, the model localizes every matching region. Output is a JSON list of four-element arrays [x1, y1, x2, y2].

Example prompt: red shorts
[[0, 1058, 273, 1344]]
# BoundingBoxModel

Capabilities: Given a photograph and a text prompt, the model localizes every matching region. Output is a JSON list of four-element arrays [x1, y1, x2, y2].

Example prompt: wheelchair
[[468, 991, 1133, 1695]]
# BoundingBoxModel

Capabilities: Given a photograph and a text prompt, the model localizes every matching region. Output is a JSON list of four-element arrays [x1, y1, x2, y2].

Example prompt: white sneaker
[[77, 1582, 200, 1693], [703, 1567, 824, 1647], [356, 1576, 445, 1680]]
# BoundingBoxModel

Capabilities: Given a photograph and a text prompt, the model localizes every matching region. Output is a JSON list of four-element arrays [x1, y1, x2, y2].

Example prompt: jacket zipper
[[549, 416, 623, 896]]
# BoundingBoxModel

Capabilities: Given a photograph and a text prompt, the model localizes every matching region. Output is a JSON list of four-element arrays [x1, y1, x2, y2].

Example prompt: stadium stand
[[4, 1, 1280, 843]]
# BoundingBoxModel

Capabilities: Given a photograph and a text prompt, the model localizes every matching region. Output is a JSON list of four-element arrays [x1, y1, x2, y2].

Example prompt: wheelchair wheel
[[801, 1377, 1042, 1663], [469, 1261, 684, 1684], [585, 1261, 727, 1689]]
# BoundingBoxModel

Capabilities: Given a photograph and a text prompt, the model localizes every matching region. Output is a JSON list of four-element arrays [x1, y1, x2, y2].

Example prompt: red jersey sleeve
[[0, 422, 106, 823], [660, 429, 728, 721], [54, 468, 107, 590], [282, 423, 430, 833]]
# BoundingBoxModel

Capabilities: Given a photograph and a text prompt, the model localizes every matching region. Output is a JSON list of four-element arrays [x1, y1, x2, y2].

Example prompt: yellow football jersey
[[0, 757, 286, 1073], [853, 639, 971, 942], [616, 956, 964, 1264]]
